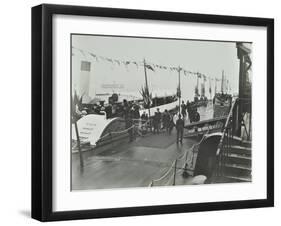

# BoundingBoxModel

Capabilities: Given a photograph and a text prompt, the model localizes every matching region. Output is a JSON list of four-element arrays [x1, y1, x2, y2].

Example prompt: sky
[[71, 34, 251, 102]]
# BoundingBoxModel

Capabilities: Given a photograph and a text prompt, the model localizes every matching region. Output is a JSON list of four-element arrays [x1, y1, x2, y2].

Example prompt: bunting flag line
[[145, 64, 155, 71], [72, 46, 223, 83]]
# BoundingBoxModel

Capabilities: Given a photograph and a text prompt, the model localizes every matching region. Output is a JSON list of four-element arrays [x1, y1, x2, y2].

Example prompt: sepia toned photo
[[71, 34, 252, 190]]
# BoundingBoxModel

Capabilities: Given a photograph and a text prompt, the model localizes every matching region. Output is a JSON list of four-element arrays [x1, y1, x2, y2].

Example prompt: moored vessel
[[213, 70, 232, 118]]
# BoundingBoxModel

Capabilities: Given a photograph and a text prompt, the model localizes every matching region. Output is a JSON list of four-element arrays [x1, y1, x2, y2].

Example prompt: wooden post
[[72, 95, 84, 170], [74, 120, 84, 170]]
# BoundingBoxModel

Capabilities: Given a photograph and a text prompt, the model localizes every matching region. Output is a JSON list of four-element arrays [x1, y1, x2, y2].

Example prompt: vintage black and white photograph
[[71, 34, 252, 190]]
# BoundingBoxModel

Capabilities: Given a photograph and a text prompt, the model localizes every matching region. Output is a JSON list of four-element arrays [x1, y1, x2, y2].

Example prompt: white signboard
[[72, 114, 115, 145]]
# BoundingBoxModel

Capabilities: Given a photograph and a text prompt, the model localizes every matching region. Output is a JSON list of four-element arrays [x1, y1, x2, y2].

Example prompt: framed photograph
[[32, 4, 274, 221]]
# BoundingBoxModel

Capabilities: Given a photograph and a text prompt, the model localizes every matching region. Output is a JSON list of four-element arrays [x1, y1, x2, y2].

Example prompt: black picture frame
[[32, 4, 274, 222]]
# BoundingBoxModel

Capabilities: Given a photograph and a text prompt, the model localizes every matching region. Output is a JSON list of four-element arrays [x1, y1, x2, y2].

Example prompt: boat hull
[[139, 100, 178, 116], [213, 95, 232, 118]]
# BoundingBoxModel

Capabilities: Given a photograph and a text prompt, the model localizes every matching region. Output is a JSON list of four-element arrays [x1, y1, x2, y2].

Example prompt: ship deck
[[72, 104, 215, 190]]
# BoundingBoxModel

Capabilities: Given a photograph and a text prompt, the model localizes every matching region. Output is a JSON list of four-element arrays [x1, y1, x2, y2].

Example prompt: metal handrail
[[216, 98, 239, 156], [215, 97, 252, 176]]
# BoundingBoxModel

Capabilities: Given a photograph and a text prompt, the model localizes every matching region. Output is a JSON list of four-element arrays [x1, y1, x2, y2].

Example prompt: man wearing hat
[[154, 108, 162, 134], [176, 114, 185, 143]]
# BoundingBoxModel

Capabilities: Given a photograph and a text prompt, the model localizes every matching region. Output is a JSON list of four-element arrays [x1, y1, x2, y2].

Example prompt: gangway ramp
[[184, 116, 227, 138]]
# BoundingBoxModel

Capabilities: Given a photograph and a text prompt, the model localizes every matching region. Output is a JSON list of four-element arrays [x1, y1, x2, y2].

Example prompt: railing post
[[173, 160, 177, 185], [215, 154, 218, 177], [182, 148, 192, 178], [221, 150, 224, 176], [219, 150, 222, 177], [226, 127, 229, 159], [218, 147, 221, 177]]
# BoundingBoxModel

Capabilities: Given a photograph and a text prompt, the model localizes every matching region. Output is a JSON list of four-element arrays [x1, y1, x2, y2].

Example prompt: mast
[[178, 66, 181, 114], [209, 77, 212, 99], [143, 59, 151, 120], [195, 72, 199, 96], [201, 77, 205, 97], [215, 79, 217, 94], [221, 70, 224, 94], [226, 79, 229, 94]]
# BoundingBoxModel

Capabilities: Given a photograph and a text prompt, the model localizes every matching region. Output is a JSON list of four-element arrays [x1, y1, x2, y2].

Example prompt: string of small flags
[[72, 46, 224, 82]]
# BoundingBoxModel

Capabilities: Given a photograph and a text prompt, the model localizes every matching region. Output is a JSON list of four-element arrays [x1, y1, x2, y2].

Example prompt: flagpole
[[178, 66, 181, 115], [143, 59, 151, 130]]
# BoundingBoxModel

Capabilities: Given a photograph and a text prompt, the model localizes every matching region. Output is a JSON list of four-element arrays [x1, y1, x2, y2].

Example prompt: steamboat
[[193, 73, 208, 108], [213, 70, 232, 118]]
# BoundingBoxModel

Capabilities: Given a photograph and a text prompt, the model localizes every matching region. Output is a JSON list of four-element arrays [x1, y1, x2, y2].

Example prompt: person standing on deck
[[122, 99, 129, 120], [154, 108, 162, 134], [176, 114, 185, 143], [168, 112, 174, 135], [162, 109, 170, 134], [133, 103, 140, 119], [181, 100, 187, 118], [141, 112, 146, 123]]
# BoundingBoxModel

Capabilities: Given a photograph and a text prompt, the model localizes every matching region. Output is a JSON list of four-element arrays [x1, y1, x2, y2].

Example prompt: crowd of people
[[74, 97, 201, 143]]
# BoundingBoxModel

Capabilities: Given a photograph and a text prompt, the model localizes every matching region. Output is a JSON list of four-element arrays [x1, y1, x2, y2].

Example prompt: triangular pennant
[[145, 64, 154, 71]]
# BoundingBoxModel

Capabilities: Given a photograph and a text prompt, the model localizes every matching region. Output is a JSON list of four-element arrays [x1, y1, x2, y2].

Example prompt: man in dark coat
[[122, 99, 129, 119], [154, 108, 161, 134], [176, 114, 185, 143], [133, 104, 140, 119], [181, 100, 186, 118], [141, 112, 146, 122], [168, 113, 174, 135]]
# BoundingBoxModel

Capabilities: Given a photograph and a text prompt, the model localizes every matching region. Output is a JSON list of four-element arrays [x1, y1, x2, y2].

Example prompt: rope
[[149, 128, 209, 186], [110, 125, 135, 134], [177, 128, 209, 161], [98, 125, 135, 141], [180, 128, 210, 170], [96, 118, 152, 145], [149, 160, 177, 186]]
